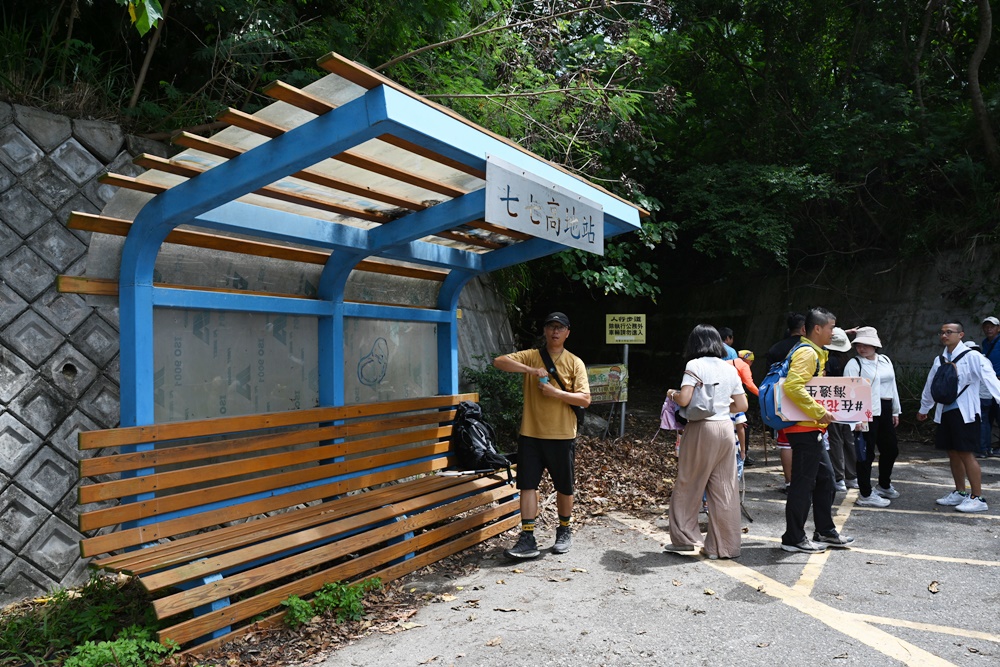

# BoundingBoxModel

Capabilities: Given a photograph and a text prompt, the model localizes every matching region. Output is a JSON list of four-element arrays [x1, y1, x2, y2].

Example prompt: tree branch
[[374, 2, 650, 72]]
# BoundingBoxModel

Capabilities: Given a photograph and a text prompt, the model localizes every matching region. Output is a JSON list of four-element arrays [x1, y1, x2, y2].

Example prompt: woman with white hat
[[844, 326, 902, 507]]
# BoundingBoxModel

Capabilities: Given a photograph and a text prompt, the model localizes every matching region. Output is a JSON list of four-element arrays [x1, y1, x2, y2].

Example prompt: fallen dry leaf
[[439, 594, 457, 602], [703, 588, 715, 596], [496, 579, 506, 585], [493, 607, 518, 612], [419, 657, 439, 664], [571, 567, 588, 573], [757, 642, 770, 648], [485, 637, 502, 647], [928, 581, 940, 594], [511, 568, 524, 574], [672, 580, 682, 587]]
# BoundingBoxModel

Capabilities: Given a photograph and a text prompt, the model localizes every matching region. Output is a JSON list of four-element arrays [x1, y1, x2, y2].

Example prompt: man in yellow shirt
[[494, 312, 591, 558], [780, 308, 856, 554]]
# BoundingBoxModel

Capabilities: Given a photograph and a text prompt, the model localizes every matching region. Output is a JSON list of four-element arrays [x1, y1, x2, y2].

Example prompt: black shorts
[[935, 409, 981, 452], [516, 435, 575, 495]]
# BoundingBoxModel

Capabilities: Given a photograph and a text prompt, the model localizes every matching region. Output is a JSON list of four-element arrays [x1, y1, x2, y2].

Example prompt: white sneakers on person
[[834, 479, 847, 493], [856, 492, 890, 508], [955, 496, 989, 513], [845, 479, 859, 489], [875, 484, 900, 499], [936, 490, 969, 506]]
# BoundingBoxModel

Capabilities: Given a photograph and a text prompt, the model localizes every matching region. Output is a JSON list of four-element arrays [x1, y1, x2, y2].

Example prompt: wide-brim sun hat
[[853, 326, 882, 348], [825, 327, 852, 352]]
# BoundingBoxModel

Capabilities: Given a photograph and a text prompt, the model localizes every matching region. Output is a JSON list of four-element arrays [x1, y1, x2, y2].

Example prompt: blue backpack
[[759, 342, 819, 430]]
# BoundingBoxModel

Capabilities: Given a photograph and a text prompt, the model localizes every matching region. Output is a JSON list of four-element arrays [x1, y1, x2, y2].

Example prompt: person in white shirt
[[665, 324, 748, 559], [917, 320, 1000, 513], [844, 326, 901, 508]]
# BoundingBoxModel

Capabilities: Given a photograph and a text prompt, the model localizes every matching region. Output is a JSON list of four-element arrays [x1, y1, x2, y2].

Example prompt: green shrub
[[462, 354, 524, 449], [63, 626, 177, 667], [281, 579, 382, 630], [0, 572, 161, 666]]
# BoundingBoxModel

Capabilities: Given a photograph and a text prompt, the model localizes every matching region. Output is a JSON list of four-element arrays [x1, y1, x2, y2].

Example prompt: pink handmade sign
[[776, 376, 873, 423]]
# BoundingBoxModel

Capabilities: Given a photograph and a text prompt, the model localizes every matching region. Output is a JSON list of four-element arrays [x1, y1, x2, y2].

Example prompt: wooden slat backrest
[[78, 394, 477, 555], [78, 393, 476, 449], [80, 423, 454, 503], [80, 457, 446, 557]]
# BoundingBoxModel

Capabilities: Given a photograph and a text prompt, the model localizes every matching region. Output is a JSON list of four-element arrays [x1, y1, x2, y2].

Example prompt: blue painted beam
[[367, 190, 485, 250], [343, 302, 452, 323], [152, 287, 334, 316]]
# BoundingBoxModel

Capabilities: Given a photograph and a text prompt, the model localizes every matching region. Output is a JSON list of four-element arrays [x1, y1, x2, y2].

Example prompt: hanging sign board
[[587, 364, 628, 404], [776, 376, 873, 423], [606, 314, 646, 344], [485, 154, 604, 255]]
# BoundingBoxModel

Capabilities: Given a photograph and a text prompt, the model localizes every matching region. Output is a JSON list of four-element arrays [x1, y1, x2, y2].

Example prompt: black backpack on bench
[[451, 401, 513, 482]]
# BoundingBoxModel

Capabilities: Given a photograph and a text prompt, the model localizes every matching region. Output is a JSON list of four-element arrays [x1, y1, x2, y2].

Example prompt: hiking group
[[488, 308, 999, 561]]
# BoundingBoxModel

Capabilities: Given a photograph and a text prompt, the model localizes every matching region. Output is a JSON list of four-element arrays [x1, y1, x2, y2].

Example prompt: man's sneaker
[[856, 492, 890, 507], [780, 539, 827, 554], [552, 526, 572, 554], [812, 532, 855, 548], [955, 496, 989, 513], [743, 456, 756, 467], [846, 479, 860, 489], [834, 479, 847, 493], [936, 490, 969, 506], [875, 484, 900, 499], [504, 531, 540, 559], [991, 448, 1000, 457]]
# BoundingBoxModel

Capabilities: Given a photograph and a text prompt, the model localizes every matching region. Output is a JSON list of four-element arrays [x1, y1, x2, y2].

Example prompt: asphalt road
[[303, 439, 1000, 667]]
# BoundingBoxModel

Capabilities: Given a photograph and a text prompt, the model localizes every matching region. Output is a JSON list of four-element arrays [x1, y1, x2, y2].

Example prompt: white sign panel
[[485, 154, 604, 255]]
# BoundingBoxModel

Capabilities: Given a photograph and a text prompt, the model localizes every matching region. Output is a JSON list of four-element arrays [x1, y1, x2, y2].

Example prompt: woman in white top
[[664, 325, 748, 559], [844, 326, 901, 507]]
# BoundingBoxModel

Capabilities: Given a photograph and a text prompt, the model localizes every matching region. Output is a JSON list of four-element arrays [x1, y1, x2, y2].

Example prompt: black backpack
[[451, 401, 512, 481], [930, 349, 971, 404]]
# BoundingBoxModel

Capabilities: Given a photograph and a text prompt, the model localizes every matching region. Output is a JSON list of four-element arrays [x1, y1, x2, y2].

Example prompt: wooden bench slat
[[79, 457, 449, 555], [174, 509, 519, 658], [80, 409, 456, 477], [93, 474, 462, 574], [158, 498, 518, 646], [80, 424, 452, 503], [79, 393, 476, 449], [151, 481, 517, 618], [79, 442, 452, 533], [141, 475, 507, 593]]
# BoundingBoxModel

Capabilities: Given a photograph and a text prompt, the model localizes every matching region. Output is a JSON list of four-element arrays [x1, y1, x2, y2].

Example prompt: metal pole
[[620, 343, 628, 438]]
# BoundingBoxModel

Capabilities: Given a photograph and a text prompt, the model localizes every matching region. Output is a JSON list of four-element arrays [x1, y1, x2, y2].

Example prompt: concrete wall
[[0, 104, 514, 606]]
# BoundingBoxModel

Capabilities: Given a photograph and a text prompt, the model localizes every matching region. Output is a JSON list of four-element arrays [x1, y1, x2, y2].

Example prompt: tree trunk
[[968, 0, 999, 171], [128, 0, 171, 110]]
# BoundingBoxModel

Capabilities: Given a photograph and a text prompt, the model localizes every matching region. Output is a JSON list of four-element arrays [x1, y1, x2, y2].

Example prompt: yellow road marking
[[745, 535, 1000, 567], [610, 512, 960, 667], [793, 488, 857, 594], [853, 613, 1000, 644], [709, 559, 959, 667]]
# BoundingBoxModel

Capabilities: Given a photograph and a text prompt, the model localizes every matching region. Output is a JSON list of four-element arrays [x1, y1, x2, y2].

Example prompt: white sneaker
[[846, 479, 859, 489], [955, 496, 988, 513], [875, 484, 900, 499], [856, 492, 890, 507], [936, 490, 969, 506], [834, 479, 847, 493]]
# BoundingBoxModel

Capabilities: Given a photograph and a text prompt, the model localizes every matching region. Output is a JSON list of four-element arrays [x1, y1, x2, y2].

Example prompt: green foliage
[[63, 626, 177, 667], [281, 579, 382, 630], [462, 355, 524, 447], [0, 572, 161, 666], [114, 0, 164, 37]]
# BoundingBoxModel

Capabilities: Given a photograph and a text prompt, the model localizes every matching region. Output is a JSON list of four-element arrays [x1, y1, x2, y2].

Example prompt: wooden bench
[[77, 393, 519, 654]]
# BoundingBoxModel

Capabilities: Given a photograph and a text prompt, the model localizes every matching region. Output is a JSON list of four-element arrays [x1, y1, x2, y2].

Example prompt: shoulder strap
[[789, 342, 820, 376], [952, 349, 971, 363], [538, 347, 568, 392]]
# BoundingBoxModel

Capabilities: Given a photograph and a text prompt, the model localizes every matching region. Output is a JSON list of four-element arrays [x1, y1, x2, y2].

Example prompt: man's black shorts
[[935, 408, 980, 452], [516, 435, 575, 495]]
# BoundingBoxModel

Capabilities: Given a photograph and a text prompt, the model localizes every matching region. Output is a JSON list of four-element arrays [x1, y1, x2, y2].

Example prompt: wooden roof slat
[[172, 132, 428, 212], [133, 154, 391, 224], [66, 212, 448, 282], [99, 173, 167, 195], [262, 80, 335, 115], [217, 108, 467, 198], [436, 230, 502, 250]]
